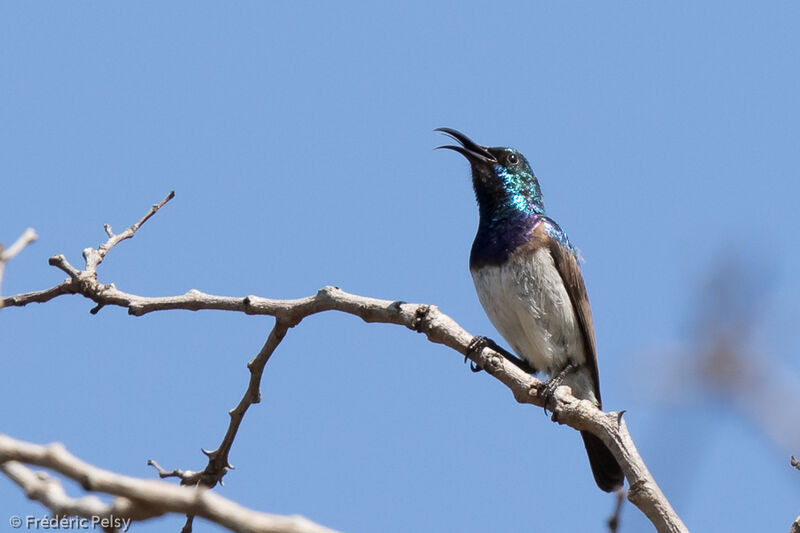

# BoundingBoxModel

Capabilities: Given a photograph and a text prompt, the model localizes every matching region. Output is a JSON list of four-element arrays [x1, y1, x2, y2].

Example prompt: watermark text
[[8, 515, 131, 531]]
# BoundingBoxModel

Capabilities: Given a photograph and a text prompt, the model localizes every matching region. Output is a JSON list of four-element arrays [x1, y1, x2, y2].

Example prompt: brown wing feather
[[535, 219, 623, 491], [542, 224, 602, 405]]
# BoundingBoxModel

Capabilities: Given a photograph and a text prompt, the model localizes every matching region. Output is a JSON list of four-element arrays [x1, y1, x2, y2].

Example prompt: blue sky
[[2, 2, 800, 532]]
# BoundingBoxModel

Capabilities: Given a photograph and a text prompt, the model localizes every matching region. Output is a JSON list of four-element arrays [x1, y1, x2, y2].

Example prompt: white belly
[[470, 248, 586, 374]]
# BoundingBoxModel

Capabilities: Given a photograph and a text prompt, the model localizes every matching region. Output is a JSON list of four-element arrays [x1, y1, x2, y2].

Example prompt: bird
[[435, 127, 624, 492]]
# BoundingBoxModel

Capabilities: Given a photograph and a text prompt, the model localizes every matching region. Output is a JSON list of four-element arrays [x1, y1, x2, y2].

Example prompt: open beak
[[434, 127, 497, 164]]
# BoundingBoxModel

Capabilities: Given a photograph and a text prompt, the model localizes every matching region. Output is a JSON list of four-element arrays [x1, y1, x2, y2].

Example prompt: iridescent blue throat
[[492, 164, 545, 217], [470, 164, 577, 267]]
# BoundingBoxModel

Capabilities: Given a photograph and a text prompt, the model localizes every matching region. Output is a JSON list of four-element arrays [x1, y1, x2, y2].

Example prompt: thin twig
[[146, 459, 197, 481], [0, 228, 38, 262], [148, 323, 289, 531], [0, 227, 38, 306], [85, 190, 174, 273], [202, 322, 289, 484]]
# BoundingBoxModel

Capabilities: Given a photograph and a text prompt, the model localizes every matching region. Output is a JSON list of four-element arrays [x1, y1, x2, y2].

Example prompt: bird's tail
[[580, 430, 624, 492]]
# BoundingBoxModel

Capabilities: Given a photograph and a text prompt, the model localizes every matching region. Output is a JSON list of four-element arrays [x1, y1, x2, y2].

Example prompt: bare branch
[[0, 227, 38, 263], [0, 227, 38, 306], [1, 279, 77, 307], [198, 321, 288, 486], [147, 459, 199, 481], [0, 435, 338, 533], [4, 290, 686, 531], [147, 323, 289, 529], [150, 328, 288, 489], [85, 190, 175, 273], [1, 192, 173, 311], [2, 460, 139, 531]]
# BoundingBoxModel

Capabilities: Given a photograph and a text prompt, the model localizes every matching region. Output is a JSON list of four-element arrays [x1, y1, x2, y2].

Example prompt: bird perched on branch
[[436, 127, 623, 492]]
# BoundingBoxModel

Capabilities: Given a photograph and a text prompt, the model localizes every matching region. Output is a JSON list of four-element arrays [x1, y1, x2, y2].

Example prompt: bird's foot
[[466, 336, 536, 374], [541, 362, 579, 418], [465, 336, 489, 372]]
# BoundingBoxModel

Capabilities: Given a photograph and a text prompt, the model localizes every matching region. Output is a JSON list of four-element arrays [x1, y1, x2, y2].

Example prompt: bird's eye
[[507, 153, 519, 165]]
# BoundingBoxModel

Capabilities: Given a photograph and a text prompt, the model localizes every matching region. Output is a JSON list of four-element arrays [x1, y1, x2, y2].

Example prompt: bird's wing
[[537, 217, 602, 405]]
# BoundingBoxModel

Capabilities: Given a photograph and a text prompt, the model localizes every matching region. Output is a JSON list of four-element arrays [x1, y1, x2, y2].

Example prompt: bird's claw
[[466, 335, 537, 375], [465, 336, 489, 372], [540, 379, 561, 419], [540, 362, 579, 418], [462, 353, 482, 372]]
